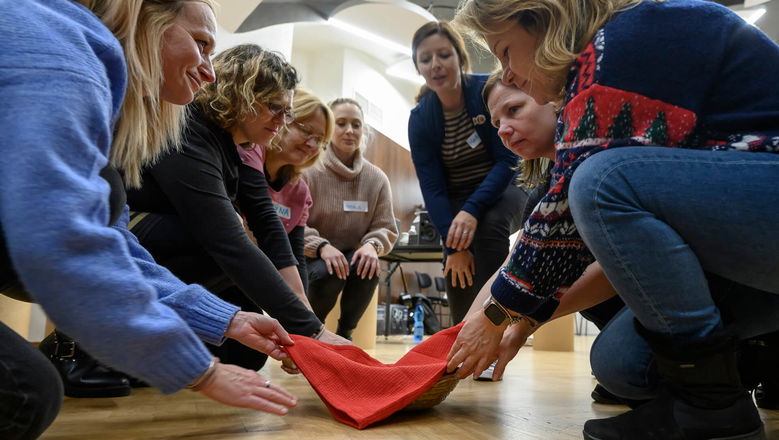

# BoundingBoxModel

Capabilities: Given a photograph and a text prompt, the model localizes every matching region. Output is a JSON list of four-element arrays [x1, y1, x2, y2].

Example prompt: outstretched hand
[[492, 319, 533, 381], [198, 362, 297, 415], [225, 311, 294, 360], [446, 311, 506, 379]]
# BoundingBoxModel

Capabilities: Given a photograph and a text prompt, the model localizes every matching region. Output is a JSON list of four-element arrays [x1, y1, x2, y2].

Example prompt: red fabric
[[284, 323, 463, 429]]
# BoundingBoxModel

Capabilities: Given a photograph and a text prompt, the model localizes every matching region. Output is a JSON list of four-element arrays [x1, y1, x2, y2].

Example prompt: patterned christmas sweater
[[491, 0, 779, 321]]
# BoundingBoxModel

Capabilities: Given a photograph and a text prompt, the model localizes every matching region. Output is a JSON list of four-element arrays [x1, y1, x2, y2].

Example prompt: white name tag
[[343, 200, 368, 212], [466, 131, 482, 149], [273, 201, 291, 220]]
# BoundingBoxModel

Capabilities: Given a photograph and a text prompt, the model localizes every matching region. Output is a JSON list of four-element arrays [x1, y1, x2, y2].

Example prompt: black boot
[[590, 384, 649, 409], [38, 330, 132, 398], [583, 325, 765, 440]]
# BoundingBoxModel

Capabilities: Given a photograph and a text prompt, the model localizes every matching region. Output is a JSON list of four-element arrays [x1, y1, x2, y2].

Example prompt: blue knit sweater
[[408, 74, 519, 254], [0, 0, 239, 393], [492, 0, 779, 321]]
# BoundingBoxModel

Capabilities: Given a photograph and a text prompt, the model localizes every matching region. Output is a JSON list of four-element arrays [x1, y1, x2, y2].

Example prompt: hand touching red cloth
[[284, 323, 463, 429]]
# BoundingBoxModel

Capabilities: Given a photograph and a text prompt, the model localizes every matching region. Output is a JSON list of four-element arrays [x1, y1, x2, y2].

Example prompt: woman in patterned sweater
[[408, 21, 529, 325], [449, 1, 779, 439]]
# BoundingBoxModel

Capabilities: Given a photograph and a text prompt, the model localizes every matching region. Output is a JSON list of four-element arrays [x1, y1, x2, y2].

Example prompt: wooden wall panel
[[362, 129, 445, 308]]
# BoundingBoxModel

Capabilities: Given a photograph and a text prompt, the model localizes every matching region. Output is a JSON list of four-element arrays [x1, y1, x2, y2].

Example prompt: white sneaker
[[475, 360, 500, 381]]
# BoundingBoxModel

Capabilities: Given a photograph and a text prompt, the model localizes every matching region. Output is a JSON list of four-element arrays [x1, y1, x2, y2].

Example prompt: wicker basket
[[402, 373, 461, 411]]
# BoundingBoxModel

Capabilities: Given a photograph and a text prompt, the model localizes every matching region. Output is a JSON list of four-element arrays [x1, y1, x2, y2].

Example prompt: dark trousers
[[306, 249, 379, 338], [131, 213, 267, 371], [446, 184, 528, 324], [0, 321, 63, 440]]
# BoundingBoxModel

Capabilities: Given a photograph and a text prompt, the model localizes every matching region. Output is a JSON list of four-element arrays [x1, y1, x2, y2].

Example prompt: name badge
[[466, 131, 482, 149], [273, 201, 291, 220], [343, 200, 368, 212]]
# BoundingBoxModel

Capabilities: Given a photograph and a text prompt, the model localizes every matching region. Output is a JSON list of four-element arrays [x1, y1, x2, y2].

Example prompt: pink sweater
[[237, 144, 313, 233]]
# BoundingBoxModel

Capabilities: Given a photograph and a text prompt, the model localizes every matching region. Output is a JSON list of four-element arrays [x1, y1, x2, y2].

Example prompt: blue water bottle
[[413, 303, 425, 343]]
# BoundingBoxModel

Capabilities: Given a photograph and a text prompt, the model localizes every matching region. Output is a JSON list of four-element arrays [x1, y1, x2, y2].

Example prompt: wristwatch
[[482, 297, 523, 326], [365, 239, 382, 253]]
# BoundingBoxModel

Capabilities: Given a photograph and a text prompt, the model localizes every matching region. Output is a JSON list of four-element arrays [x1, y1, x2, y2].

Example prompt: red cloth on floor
[[284, 323, 463, 429]]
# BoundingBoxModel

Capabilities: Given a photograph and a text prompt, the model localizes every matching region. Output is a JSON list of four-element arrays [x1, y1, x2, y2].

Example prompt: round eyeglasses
[[292, 121, 326, 147], [265, 102, 295, 124]]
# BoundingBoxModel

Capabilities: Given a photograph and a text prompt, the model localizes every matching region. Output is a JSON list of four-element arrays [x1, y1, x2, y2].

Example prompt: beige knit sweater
[[302, 146, 398, 258]]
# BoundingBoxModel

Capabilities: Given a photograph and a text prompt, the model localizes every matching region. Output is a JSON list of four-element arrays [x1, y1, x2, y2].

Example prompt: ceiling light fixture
[[328, 18, 412, 57]]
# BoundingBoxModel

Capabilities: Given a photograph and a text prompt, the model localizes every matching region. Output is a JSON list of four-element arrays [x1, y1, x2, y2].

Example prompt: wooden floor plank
[[41, 336, 779, 439]]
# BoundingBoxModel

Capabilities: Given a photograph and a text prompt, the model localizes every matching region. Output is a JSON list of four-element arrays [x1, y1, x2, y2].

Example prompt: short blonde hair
[[267, 89, 334, 183], [455, 0, 651, 100], [78, 0, 217, 188], [482, 71, 550, 188], [195, 44, 299, 131]]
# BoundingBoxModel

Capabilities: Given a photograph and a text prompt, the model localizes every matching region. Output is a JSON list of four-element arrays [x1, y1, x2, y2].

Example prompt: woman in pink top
[[238, 89, 335, 291]]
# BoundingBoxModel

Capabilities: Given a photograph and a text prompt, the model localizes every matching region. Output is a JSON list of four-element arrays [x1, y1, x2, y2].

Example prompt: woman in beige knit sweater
[[303, 98, 398, 339]]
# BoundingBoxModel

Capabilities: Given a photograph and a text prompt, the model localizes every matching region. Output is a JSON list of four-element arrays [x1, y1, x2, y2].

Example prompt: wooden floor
[[42, 335, 779, 440]]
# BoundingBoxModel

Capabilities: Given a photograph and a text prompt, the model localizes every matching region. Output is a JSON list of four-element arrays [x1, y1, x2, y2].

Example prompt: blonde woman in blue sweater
[[0, 1, 298, 437]]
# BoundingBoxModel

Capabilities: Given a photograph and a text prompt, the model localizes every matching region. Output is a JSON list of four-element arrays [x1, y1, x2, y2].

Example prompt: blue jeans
[[591, 278, 779, 400], [569, 147, 779, 398], [0, 321, 63, 440]]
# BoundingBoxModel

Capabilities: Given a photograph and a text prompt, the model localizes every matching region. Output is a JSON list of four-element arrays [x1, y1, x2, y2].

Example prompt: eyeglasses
[[265, 102, 295, 124], [292, 121, 326, 147]]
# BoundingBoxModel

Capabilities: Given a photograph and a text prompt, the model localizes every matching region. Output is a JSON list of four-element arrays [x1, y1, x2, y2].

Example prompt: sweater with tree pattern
[[491, 0, 779, 321]]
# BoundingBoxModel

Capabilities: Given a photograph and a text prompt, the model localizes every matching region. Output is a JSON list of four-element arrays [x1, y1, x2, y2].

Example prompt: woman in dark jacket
[[128, 44, 348, 370], [408, 21, 529, 324]]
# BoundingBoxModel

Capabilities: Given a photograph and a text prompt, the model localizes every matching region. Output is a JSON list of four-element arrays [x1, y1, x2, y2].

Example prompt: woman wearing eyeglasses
[[301, 98, 398, 340], [237, 89, 334, 296], [127, 45, 350, 370]]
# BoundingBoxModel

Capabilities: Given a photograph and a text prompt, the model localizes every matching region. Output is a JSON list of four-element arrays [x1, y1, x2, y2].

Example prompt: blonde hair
[[78, 0, 217, 188], [411, 21, 472, 103], [267, 89, 334, 183], [195, 44, 299, 131], [328, 98, 371, 150], [482, 71, 550, 188], [455, 0, 651, 101]]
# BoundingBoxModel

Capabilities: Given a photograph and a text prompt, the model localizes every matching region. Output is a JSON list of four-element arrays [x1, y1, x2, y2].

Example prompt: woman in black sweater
[[128, 44, 348, 370]]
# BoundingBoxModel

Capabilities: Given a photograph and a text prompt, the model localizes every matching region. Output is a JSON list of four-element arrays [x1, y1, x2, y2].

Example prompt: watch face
[[484, 302, 508, 326]]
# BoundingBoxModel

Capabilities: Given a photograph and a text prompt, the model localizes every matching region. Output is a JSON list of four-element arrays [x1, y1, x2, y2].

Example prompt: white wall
[[341, 48, 416, 149], [215, 23, 294, 59], [291, 43, 418, 150], [292, 47, 345, 103], [217, 21, 419, 150]]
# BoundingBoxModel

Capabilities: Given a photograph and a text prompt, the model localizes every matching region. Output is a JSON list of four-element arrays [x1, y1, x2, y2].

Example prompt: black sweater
[[127, 106, 321, 335]]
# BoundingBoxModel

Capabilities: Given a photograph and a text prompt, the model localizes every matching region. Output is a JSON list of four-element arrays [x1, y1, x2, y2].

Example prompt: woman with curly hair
[[127, 44, 349, 370]]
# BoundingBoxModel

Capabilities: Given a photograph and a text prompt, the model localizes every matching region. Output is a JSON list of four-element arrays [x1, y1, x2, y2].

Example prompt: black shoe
[[583, 325, 765, 440], [39, 331, 132, 398], [126, 376, 150, 388], [591, 384, 648, 409]]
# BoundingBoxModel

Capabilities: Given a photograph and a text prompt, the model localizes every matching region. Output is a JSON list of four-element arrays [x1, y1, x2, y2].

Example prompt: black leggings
[[131, 213, 267, 371], [446, 184, 528, 324], [306, 249, 379, 338]]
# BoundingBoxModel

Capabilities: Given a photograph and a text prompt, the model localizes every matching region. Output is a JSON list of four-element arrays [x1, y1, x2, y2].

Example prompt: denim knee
[[0, 348, 63, 440], [569, 148, 637, 229], [590, 310, 659, 400]]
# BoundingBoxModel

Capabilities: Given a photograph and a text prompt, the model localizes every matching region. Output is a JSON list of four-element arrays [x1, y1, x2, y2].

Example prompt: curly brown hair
[[195, 44, 299, 131]]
